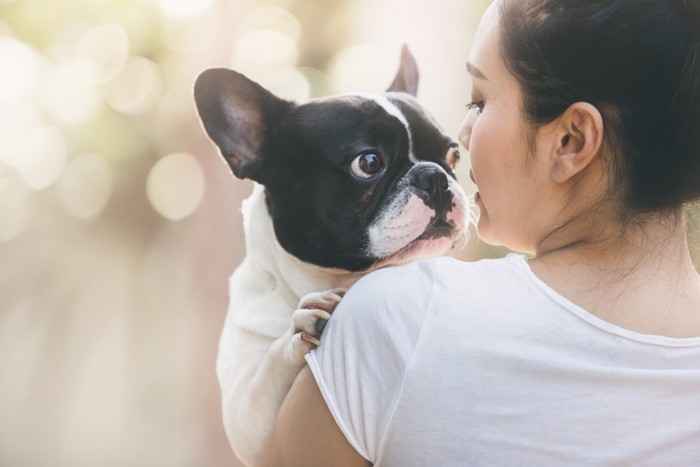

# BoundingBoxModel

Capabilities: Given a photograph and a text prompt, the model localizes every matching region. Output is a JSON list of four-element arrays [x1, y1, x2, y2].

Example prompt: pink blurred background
[[9, 0, 698, 465]]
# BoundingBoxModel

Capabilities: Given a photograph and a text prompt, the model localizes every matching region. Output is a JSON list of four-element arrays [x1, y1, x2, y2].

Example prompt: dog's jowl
[[194, 46, 470, 466]]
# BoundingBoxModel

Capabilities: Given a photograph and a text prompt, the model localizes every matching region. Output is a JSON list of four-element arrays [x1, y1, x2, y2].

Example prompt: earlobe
[[550, 102, 604, 184]]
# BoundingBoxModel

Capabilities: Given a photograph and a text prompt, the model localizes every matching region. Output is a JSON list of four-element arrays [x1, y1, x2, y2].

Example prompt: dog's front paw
[[288, 288, 347, 361]]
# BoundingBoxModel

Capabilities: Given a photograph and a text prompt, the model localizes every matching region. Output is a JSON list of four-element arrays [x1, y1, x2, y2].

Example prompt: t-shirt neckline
[[507, 253, 700, 348]]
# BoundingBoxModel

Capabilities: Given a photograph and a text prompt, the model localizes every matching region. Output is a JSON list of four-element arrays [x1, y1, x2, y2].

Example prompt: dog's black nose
[[410, 166, 452, 211], [411, 166, 449, 195]]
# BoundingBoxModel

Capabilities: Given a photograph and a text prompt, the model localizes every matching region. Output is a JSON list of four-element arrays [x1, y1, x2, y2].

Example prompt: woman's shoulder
[[356, 253, 528, 292], [341, 254, 532, 322]]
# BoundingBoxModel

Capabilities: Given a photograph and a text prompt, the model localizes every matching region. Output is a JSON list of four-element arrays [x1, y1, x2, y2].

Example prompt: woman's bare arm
[[257, 366, 372, 467]]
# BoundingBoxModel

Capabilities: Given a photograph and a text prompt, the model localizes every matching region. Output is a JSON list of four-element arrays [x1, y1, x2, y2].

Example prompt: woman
[[259, 0, 700, 465]]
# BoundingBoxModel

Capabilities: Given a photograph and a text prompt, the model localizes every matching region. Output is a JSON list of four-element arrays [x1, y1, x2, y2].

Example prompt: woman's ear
[[549, 102, 604, 184]]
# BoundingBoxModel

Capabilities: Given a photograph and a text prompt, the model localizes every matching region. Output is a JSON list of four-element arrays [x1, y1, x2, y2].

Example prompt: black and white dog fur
[[194, 47, 471, 466]]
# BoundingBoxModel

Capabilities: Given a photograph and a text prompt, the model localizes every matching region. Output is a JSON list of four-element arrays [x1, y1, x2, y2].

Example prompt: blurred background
[[3, 0, 697, 466]]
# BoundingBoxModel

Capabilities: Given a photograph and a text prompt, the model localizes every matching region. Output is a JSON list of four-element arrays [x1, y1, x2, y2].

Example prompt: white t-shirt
[[306, 255, 700, 466]]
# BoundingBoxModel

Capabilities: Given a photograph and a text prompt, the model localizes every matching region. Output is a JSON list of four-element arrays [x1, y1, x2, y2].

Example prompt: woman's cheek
[[468, 119, 489, 185]]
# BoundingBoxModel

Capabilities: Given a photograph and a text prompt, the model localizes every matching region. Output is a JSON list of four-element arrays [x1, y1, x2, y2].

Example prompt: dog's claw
[[313, 309, 332, 321], [324, 293, 344, 303], [328, 288, 348, 298], [300, 333, 321, 346]]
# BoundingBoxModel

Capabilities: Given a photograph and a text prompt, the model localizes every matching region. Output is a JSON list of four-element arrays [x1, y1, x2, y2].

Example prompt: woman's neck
[[529, 208, 700, 338]]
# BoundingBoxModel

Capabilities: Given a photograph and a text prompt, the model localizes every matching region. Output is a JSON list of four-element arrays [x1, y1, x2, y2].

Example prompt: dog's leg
[[218, 288, 345, 466]]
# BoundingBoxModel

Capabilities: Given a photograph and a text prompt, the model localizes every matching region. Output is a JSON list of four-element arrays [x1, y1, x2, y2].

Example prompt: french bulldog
[[193, 46, 470, 466]]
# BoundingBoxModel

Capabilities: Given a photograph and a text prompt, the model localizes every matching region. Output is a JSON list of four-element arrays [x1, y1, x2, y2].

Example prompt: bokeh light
[[0, 105, 42, 169], [41, 60, 103, 124], [146, 152, 205, 221], [102, 56, 161, 115], [231, 6, 302, 83], [0, 35, 45, 107], [258, 68, 310, 101], [102, 4, 157, 56], [329, 44, 392, 92], [158, 0, 214, 21], [75, 23, 129, 85], [57, 153, 113, 219], [11, 124, 68, 190], [233, 28, 299, 78], [160, 17, 217, 55], [236, 5, 301, 44]]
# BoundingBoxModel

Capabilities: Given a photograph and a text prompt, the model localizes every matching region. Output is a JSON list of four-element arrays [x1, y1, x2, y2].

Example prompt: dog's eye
[[350, 152, 384, 179], [446, 146, 461, 170]]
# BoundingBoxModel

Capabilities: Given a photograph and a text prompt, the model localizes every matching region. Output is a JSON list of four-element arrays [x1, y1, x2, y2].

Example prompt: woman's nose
[[458, 113, 474, 151]]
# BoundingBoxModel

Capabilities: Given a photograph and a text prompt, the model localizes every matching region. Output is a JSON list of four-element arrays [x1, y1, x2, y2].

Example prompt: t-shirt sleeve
[[305, 260, 435, 462]]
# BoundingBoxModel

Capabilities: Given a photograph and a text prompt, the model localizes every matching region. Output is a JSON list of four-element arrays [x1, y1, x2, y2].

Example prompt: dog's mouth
[[419, 218, 455, 240], [366, 218, 463, 272]]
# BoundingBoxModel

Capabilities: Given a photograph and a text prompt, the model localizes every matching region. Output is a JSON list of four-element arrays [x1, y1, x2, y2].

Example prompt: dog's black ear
[[194, 68, 291, 181], [387, 45, 419, 96]]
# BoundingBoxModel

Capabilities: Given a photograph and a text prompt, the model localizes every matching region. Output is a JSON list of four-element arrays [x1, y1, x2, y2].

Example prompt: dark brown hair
[[498, 0, 700, 212]]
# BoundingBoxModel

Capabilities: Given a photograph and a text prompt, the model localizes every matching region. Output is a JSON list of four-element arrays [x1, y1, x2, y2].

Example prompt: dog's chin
[[366, 226, 464, 272]]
